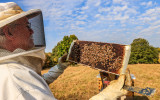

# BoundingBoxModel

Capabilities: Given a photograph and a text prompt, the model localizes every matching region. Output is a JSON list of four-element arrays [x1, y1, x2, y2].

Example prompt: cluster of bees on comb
[[69, 41, 124, 73]]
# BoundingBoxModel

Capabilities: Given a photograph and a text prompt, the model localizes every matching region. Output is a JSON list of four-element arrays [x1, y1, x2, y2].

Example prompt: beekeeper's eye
[[27, 22, 31, 29]]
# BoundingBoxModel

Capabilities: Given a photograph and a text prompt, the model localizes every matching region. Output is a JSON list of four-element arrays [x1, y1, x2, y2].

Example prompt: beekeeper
[[0, 2, 131, 100]]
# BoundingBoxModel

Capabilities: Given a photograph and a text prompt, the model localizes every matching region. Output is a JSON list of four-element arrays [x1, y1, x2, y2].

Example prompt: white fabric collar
[[0, 48, 45, 75]]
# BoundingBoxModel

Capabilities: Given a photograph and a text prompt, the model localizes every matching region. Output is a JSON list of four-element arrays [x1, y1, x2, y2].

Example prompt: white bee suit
[[0, 2, 65, 100], [0, 48, 60, 100]]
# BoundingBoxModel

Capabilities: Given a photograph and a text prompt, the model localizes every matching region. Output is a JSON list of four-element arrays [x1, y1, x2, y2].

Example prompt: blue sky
[[1, 0, 160, 52]]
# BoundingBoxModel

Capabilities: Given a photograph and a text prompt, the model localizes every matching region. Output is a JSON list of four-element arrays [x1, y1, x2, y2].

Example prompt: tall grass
[[42, 64, 160, 100]]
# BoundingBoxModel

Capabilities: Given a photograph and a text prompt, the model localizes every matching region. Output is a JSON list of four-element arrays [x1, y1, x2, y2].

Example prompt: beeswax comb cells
[[67, 40, 131, 75]]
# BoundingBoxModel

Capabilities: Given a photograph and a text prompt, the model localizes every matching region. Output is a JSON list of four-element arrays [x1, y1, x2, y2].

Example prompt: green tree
[[43, 34, 78, 69], [129, 38, 159, 64], [50, 34, 78, 66], [43, 53, 53, 69], [156, 48, 160, 53], [156, 48, 160, 63]]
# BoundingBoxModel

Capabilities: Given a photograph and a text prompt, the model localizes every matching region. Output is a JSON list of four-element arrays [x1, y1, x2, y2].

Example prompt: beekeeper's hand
[[90, 69, 132, 100], [57, 53, 71, 70], [42, 54, 71, 84]]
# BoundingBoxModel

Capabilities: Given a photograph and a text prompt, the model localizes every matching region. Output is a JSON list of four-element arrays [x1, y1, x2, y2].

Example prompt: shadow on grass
[[133, 96, 149, 100]]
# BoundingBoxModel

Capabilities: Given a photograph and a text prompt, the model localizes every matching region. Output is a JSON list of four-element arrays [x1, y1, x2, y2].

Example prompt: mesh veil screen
[[29, 13, 45, 47]]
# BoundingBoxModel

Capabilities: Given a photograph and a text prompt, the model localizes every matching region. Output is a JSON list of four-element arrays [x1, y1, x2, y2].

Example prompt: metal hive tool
[[67, 40, 131, 75]]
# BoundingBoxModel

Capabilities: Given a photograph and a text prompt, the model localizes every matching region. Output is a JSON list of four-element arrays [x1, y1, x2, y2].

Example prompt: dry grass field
[[41, 64, 160, 100]]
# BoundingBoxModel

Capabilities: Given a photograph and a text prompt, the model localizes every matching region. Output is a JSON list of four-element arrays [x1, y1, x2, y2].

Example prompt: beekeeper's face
[[4, 17, 34, 51]]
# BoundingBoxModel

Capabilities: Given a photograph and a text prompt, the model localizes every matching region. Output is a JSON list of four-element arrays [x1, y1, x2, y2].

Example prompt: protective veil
[[0, 2, 45, 61]]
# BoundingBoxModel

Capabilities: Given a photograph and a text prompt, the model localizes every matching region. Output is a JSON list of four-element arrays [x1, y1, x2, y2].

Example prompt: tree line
[[43, 36, 159, 69]]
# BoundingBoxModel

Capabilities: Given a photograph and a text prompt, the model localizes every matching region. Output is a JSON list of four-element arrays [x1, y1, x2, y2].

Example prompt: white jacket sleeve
[[42, 65, 64, 84]]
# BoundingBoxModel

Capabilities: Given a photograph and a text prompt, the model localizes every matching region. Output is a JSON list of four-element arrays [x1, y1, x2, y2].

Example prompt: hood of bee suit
[[0, 2, 46, 73], [0, 2, 46, 60]]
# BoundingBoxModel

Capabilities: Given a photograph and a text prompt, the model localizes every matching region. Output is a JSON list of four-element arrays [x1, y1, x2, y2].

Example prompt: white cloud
[[151, 20, 160, 26], [95, 14, 101, 18], [141, 1, 153, 7], [140, 25, 160, 35], [98, 7, 111, 12], [85, 0, 101, 7], [114, 14, 129, 21], [135, 26, 144, 30], [76, 21, 86, 25], [147, 1, 153, 6], [112, 0, 129, 5], [138, 7, 160, 23], [97, 4, 137, 23], [76, 15, 88, 20], [81, 0, 99, 11], [95, 0, 101, 7], [113, 5, 128, 12], [113, 0, 123, 4], [81, 6, 89, 10], [125, 8, 138, 15], [143, 16, 156, 22], [141, 2, 147, 6], [105, 0, 111, 5], [146, 8, 155, 15]]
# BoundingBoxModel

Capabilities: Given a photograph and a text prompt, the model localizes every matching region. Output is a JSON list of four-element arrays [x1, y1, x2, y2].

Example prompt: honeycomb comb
[[67, 40, 131, 75]]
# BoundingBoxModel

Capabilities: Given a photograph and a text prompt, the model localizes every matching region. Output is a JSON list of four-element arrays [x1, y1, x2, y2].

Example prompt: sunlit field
[[42, 64, 160, 100]]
